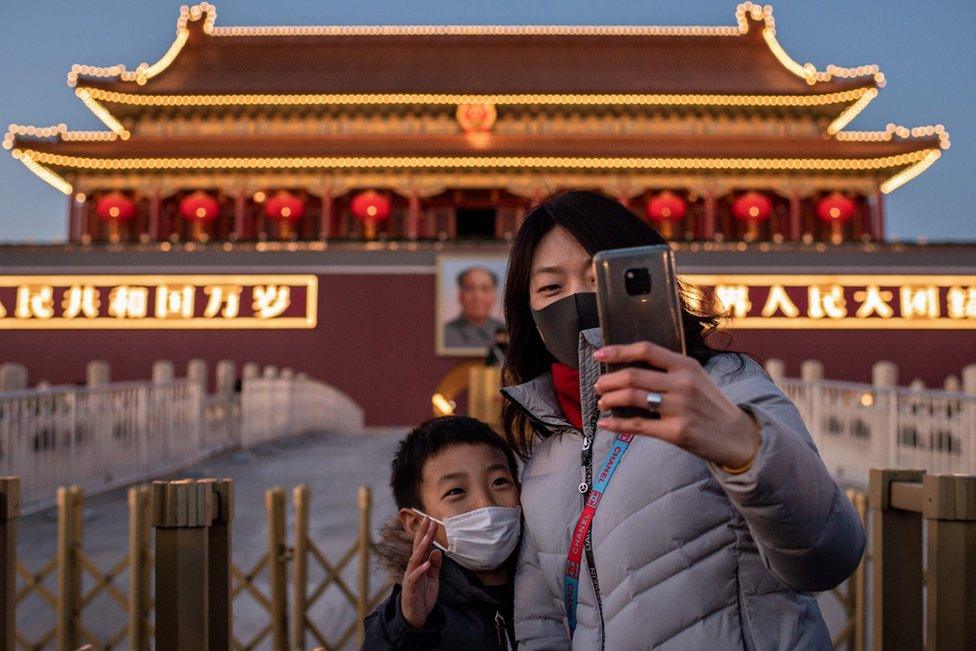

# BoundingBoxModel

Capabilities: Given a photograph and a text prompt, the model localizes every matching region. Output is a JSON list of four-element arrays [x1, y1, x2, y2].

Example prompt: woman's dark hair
[[502, 190, 744, 458], [390, 415, 520, 510]]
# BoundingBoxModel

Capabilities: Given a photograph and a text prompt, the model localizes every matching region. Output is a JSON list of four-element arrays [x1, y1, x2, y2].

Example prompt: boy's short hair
[[390, 416, 520, 510]]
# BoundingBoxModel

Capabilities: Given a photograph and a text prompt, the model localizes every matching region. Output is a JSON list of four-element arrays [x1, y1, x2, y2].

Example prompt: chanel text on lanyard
[[562, 431, 634, 636]]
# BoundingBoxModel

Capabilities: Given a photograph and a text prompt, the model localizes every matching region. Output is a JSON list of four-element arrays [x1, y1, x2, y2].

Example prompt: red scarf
[[551, 363, 583, 429]]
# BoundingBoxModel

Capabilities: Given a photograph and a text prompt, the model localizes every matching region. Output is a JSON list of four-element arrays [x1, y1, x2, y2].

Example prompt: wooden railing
[[1, 476, 391, 651], [4, 471, 972, 650], [869, 469, 976, 650]]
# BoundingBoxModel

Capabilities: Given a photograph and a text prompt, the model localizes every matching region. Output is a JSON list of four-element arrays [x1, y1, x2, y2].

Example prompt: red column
[[703, 191, 716, 240], [407, 189, 420, 240], [789, 191, 801, 241], [319, 186, 333, 240], [81, 198, 93, 243], [67, 193, 80, 242], [447, 206, 457, 240], [870, 189, 885, 241], [233, 189, 246, 240], [149, 188, 162, 241], [531, 187, 543, 207]]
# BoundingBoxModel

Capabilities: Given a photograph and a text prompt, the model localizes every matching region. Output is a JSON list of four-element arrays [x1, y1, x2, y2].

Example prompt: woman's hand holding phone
[[401, 516, 443, 630], [593, 341, 760, 470]]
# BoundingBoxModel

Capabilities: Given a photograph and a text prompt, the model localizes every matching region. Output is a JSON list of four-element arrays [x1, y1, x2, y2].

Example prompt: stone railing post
[[0, 363, 27, 392], [764, 358, 785, 387], [962, 364, 976, 395], [86, 360, 110, 387], [187, 359, 207, 392], [215, 360, 236, 396], [152, 360, 175, 384], [872, 361, 899, 467], [800, 360, 824, 441], [241, 362, 260, 381]]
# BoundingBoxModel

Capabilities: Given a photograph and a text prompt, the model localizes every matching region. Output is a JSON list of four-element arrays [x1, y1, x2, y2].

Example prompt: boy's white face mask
[[412, 505, 522, 572]]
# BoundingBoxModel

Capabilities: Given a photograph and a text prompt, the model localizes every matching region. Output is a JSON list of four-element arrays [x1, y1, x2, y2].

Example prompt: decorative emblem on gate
[[456, 103, 497, 133]]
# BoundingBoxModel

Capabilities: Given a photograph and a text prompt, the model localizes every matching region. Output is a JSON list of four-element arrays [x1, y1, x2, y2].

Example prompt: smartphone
[[593, 245, 686, 419]]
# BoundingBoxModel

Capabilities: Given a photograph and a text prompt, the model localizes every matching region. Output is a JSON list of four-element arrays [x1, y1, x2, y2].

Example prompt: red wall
[[2, 272, 974, 425]]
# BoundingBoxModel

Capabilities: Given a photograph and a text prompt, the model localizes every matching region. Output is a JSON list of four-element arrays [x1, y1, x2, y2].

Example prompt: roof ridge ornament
[[65, 3, 882, 86]]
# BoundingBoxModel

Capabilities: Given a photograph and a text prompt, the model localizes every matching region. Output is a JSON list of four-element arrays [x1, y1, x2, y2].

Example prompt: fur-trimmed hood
[[373, 516, 416, 581]]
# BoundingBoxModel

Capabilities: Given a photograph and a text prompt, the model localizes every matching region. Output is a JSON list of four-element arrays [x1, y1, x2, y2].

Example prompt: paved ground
[[16, 428, 852, 649]]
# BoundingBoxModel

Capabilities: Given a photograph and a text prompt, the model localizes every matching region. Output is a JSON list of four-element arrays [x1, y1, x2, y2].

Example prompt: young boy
[[363, 416, 521, 650]]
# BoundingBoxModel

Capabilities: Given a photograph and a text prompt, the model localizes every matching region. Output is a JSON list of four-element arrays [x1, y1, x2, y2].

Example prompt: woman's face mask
[[531, 292, 600, 368], [412, 505, 522, 572]]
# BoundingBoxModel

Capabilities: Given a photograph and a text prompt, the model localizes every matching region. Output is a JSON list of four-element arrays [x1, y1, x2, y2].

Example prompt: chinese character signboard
[[684, 275, 976, 329], [0, 275, 317, 329]]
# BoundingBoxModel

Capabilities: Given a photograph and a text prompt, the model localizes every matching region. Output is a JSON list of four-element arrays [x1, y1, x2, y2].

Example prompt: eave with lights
[[4, 2, 948, 246]]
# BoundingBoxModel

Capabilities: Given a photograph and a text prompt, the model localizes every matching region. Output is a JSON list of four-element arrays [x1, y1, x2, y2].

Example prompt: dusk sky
[[0, 1, 972, 242]]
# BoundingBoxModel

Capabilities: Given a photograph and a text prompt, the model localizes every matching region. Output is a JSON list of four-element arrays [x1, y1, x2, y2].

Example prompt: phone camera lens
[[624, 268, 652, 296]]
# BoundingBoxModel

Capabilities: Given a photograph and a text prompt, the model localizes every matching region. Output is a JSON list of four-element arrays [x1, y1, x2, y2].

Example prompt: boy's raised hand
[[401, 516, 443, 629]]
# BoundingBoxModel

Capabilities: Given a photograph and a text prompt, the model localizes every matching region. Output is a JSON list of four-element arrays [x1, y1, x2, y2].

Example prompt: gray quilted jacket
[[502, 329, 864, 650]]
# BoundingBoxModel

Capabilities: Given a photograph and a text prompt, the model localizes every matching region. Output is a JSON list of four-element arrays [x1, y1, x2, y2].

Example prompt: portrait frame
[[436, 253, 509, 357]]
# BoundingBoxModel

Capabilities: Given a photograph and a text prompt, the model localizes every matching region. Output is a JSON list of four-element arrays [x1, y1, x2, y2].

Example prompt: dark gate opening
[[455, 208, 497, 239]]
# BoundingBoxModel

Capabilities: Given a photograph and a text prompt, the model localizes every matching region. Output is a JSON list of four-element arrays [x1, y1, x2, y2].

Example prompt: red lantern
[[179, 191, 220, 241], [265, 190, 305, 221], [731, 191, 772, 240], [95, 191, 136, 221], [816, 192, 857, 242], [646, 191, 686, 238], [179, 191, 220, 222], [350, 190, 392, 239], [95, 191, 136, 242], [264, 190, 305, 239]]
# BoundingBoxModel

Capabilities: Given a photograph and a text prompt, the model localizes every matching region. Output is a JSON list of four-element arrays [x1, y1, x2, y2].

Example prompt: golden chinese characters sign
[[0, 275, 317, 329], [683, 274, 976, 329]]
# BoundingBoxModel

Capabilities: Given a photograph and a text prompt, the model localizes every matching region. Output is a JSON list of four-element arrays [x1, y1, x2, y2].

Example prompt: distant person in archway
[[443, 266, 505, 349]]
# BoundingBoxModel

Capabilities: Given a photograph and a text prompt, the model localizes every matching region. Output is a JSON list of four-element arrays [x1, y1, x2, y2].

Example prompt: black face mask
[[530, 292, 600, 369]]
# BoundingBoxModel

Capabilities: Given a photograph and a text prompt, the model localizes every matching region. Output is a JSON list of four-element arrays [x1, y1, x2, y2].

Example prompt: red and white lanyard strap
[[562, 432, 634, 636]]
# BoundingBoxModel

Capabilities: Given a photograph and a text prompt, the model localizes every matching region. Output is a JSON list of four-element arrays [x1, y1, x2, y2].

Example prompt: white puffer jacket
[[502, 329, 864, 650]]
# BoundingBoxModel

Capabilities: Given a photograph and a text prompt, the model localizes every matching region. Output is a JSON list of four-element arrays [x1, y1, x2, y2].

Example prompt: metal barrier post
[[869, 469, 924, 650], [152, 479, 213, 649], [267, 487, 289, 651], [128, 485, 151, 651], [923, 474, 976, 649], [0, 477, 19, 651], [357, 485, 372, 647], [56, 486, 83, 651], [291, 485, 310, 650], [206, 479, 234, 651]]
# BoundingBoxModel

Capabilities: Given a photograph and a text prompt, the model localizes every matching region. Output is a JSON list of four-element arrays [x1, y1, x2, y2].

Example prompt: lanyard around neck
[[562, 431, 634, 636]]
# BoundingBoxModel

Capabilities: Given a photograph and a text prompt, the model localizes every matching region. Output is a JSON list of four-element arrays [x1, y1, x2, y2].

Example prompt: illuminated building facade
[[4, 2, 950, 246], [1, 3, 972, 425]]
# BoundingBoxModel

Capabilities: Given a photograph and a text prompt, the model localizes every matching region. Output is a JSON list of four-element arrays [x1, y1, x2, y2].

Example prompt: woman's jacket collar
[[501, 327, 603, 439]]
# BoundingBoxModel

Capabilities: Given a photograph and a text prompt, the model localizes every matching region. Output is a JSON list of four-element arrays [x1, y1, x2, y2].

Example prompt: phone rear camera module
[[624, 268, 652, 296]]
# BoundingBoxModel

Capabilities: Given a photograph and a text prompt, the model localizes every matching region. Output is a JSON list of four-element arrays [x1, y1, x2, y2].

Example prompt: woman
[[501, 191, 864, 650]]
